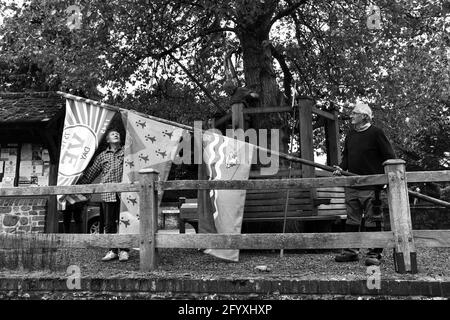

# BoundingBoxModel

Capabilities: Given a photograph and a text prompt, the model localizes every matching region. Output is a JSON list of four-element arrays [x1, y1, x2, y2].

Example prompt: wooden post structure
[[325, 109, 341, 166], [231, 103, 245, 131], [384, 159, 417, 274], [139, 168, 159, 272], [43, 129, 60, 233], [298, 98, 315, 177], [195, 121, 206, 225], [299, 98, 317, 214]]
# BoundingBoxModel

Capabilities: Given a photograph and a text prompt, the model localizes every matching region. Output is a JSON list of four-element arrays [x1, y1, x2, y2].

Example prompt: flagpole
[[54, 91, 450, 208], [54, 91, 338, 171]]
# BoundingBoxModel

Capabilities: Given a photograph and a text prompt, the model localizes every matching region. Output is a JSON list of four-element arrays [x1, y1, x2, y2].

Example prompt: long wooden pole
[[56, 92, 449, 207]]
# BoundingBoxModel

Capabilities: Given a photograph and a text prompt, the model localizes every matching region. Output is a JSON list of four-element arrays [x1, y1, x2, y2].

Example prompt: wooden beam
[[2, 230, 449, 250], [0, 182, 139, 197], [243, 106, 292, 114], [413, 230, 450, 247], [160, 174, 388, 190], [312, 106, 336, 120], [406, 171, 450, 183], [0, 232, 396, 249], [156, 232, 396, 249], [0, 233, 138, 249]]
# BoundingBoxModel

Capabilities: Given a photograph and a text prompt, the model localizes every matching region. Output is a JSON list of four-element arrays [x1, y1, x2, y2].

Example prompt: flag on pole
[[57, 98, 116, 209], [119, 111, 186, 234], [201, 132, 256, 262]]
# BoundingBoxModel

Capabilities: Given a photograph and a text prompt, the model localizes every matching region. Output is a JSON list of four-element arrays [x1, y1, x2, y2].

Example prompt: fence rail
[[1, 230, 450, 250], [0, 160, 449, 274]]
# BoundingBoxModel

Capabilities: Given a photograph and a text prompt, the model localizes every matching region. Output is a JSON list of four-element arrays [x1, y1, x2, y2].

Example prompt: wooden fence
[[1, 160, 450, 273]]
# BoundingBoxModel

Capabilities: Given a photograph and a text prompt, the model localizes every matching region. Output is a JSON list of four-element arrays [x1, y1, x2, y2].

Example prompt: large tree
[[1, 0, 449, 169]]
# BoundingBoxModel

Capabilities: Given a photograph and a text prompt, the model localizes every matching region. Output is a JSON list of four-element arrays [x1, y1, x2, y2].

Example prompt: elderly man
[[78, 128, 128, 262], [333, 103, 396, 266]]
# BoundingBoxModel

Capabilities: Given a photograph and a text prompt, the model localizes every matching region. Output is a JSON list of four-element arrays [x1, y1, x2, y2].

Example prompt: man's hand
[[332, 165, 343, 176]]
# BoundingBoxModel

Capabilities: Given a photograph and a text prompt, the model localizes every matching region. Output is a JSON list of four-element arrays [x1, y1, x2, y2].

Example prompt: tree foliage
[[0, 0, 449, 169]]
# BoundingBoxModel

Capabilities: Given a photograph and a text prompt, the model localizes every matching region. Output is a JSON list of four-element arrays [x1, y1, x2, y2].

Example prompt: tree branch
[[270, 0, 309, 26], [270, 44, 293, 102], [156, 26, 236, 58], [149, 36, 226, 113]]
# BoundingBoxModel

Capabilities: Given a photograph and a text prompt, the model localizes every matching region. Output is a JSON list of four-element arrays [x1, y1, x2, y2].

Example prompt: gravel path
[[1, 247, 449, 281]]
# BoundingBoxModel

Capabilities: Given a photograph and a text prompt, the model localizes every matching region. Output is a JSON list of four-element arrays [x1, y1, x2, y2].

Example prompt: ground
[[1, 246, 449, 281], [0, 247, 449, 300], [0, 213, 449, 299]]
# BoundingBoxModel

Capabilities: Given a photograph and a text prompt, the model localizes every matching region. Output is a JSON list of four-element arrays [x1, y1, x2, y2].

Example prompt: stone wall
[[0, 198, 47, 234]]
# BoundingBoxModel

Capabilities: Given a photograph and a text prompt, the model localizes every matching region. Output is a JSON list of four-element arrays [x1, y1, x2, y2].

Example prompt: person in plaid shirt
[[78, 128, 129, 262]]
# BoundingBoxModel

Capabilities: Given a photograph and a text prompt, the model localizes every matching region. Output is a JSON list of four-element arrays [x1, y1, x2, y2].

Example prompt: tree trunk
[[236, 3, 289, 157]]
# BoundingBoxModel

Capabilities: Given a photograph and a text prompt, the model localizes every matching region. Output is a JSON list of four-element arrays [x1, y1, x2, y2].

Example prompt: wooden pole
[[384, 159, 417, 273], [298, 99, 315, 178], [56, 92, 450, 208], [299, 98, 317, 214], [138, 168, 160, 272], [231, 103, 245, 131], [325, 109, 341, 166], [196, 121, 206, 230]]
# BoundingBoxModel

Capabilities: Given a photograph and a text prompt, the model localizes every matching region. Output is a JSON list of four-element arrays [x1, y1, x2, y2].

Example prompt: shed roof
[[0, 91, 64, 123]]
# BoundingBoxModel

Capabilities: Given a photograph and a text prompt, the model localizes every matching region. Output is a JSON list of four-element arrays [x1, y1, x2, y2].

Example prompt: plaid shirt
[[78, 146, 124, 202]]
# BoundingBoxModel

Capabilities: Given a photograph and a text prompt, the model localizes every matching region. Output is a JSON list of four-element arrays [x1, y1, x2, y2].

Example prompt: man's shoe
[[365, 255, 382, 266], [119, 250, 129, 262], [102, 250, 118, 261], [335, 251, 359, 262]]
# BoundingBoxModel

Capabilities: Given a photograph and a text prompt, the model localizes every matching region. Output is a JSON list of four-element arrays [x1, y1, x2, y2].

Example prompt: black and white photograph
[[0, 0, 449, 310]]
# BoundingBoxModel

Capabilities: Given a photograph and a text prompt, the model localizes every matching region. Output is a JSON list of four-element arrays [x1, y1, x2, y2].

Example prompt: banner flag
[[57, 98, 116, 208], [119, 111, 186, 234], [201, 132, 256, 262]]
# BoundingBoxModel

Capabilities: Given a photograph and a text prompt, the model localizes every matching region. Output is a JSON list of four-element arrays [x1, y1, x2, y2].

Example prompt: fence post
[[383, 159, 417, 274], [138, 168, 160, 272], [231, 102, 244, 131], [299, 98, 317, 215], [325, 109, 341, 166]]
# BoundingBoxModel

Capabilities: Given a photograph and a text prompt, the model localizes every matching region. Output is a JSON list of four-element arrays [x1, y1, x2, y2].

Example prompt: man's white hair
[[353, 102, 373, 120]]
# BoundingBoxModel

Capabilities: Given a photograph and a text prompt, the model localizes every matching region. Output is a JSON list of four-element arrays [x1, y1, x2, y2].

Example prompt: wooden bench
[[178, 169, 347, 233]]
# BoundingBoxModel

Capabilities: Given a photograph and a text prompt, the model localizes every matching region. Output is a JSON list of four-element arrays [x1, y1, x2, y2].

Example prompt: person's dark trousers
[[63, 203, 84, 234], [342, 223, 361, 255], [365, 225, 383, 257], [102, 200, 129, 254]]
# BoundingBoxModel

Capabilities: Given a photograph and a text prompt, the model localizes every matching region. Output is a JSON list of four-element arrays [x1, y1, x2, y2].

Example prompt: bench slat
[[245, 198, 311, 206], [244, 204, 314, 212], [317, 192, 345, 198], [316, 187, 346, 192]]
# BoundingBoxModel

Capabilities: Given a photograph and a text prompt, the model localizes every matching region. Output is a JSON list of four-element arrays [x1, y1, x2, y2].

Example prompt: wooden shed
[[0, 91, 65, 233]]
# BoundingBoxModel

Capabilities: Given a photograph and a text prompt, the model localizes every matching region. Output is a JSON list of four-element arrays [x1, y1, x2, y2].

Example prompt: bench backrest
[[179, 168, 346, 220]]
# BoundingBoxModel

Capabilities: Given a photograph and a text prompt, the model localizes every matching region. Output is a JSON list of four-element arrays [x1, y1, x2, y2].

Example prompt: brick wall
[[0, 198, 47, 234]]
